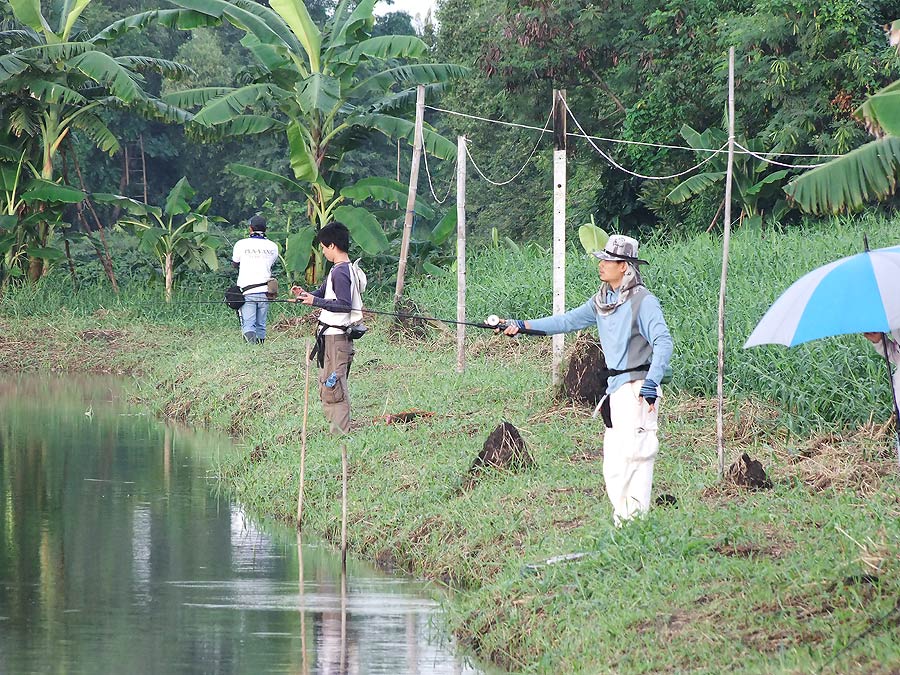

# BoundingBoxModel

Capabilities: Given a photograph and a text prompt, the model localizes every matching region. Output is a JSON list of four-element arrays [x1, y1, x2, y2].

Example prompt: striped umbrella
[[744, 241, 900, 459]]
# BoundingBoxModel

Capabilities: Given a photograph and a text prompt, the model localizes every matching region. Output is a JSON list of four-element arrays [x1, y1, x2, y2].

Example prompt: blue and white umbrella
[[744, 242, 900, 458], [745, 244, 900, 347]]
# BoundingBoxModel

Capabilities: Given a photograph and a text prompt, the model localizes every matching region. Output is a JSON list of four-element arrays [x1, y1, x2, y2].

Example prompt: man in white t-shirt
[[231, 215, 279, 343]]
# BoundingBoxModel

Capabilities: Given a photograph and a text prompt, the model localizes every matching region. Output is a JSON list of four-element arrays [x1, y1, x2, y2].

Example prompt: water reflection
[[0, 377, 482, 674]]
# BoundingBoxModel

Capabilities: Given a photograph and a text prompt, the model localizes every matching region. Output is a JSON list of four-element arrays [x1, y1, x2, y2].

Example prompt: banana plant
[[0, 138, 89, 287], [0, 0, 202, 280], [105, 178, 222, 302], [667, 124, 792, 229], [578, 215, 610, 257], [162, 0, 466, 283], [785, 20, 900, 213]]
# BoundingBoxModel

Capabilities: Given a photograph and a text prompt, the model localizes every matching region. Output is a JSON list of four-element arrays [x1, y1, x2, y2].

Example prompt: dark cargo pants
[[319, 334, 354, 434]]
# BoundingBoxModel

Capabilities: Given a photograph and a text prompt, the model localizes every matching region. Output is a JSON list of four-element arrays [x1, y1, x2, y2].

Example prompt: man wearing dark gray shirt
[[291, 222, 357, 434]]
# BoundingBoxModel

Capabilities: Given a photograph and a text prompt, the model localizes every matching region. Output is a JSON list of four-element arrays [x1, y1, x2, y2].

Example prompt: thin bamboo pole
[[394, 85, 426, 309], [456, 135, 467, 373], [296, 339, 312, 526], [296, 531, 308, 675], [717, 48, 736, 479], [341, 442, 348, 566]]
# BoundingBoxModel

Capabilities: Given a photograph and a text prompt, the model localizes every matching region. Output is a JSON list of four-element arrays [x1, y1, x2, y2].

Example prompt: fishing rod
[[130, 297, 546, 335]]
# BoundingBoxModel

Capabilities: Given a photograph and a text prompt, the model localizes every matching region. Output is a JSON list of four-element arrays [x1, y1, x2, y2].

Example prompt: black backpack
[[225, 284, 245, 310], [224, 281, 269, 310]]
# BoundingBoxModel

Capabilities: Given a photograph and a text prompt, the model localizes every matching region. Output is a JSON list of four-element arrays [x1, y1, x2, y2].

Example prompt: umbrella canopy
[[745, 244, 900, 348], [744, 242, 900, 461]]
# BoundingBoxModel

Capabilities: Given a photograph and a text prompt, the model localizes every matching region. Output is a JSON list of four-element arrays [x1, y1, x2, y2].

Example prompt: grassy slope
[[2, 218, 899, 673], [2, 316, 898, 674]]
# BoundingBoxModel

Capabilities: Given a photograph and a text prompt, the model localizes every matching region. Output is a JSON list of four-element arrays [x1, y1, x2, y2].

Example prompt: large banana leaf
[[20, 180, 84, 203], [784, 135, 900, 213], [226, 163, 312, 196], [327, 0, 375, 51], [367, 83, 448, 115], [61, 0, 93, 40], [855, 79, 900, 137], [71, 111, 119, 155], [344, 35, 428, 62], [296, 73, 339, 115], [430, 209, 457, 246], [228, 0, 305, 54], [116, 56, 195, 80], [164, 177, 195, 216], [93, 193, 163, 217], [162, 87, 234, 108], [26, 246, 65, 261], [131, 98, 193, 124], [201, 115, 283, 136], [743, 169, 790, 196], [172, 0, 299, 55], [284, 227, 316, 273], [667, 171, 726, 204], [192, 84, 289, 126], [0, 53, 29, 79], [340, 177, 435, 218], [333, 205, 388, 254], [349, 63, 469, 98], [28, 79, 87, 105], [356, 114, 456, 160], [268, 0, 320, 71], [287, 123, 318, 182], [69, 51, 145, 101], [91, 9, 220, 44], [9, 0, 46, 33]]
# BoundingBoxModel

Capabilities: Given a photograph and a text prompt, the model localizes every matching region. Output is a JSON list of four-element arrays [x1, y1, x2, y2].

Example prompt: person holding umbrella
[[745, 240, 900, 459], [863, 330, 900, 400], [500, 234, 673, 525]]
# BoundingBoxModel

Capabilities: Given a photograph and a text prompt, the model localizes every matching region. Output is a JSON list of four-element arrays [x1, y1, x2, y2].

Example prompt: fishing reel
[[483, 314, 545, 336], [484, 314, 503, 329]]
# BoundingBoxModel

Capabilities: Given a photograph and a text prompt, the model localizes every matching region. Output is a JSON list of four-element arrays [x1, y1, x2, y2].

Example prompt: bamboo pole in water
[[296, 339, 312, 527], [341, 442, 348, 566], [296, 531, 308, 675]]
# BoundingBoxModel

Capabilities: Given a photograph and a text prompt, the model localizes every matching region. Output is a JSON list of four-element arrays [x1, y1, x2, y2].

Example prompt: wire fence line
[[461, 108, 554, 186], [421, 146, 457, 204], [425, 101, 842, 161], [562, 98, 729, 181]]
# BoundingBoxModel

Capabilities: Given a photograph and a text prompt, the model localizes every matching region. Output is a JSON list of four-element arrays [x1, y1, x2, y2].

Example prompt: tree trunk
[[68, 139, 119, 294], [63, 237, 78, 289], [164, 252, 174, 303]]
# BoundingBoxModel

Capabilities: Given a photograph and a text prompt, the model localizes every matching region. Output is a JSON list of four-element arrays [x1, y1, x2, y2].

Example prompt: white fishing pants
[[603, 379, 660, 525]]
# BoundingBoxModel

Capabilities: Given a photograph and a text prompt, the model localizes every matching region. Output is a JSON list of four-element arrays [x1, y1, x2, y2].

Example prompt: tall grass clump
[[408, 214, 899, 433]]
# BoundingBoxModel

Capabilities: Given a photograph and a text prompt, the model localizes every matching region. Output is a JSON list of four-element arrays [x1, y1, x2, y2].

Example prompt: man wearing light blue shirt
[[503, 235, 673, 524]]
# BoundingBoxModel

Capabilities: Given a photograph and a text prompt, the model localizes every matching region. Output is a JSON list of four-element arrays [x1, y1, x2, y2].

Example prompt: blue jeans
[[240, 292, 269, 339]]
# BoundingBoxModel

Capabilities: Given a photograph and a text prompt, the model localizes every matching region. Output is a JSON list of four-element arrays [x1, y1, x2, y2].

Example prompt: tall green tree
[[785, 20, 900, 213], [433, 0, 900, 237], [0, 0, 207, 280], [161, 0, 466, 282]]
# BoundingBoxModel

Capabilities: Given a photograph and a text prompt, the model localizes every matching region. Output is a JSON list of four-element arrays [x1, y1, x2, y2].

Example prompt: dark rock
[[468, 421, 535, 477], [561, 335, 607, 405], [727, 453, 774, 490]]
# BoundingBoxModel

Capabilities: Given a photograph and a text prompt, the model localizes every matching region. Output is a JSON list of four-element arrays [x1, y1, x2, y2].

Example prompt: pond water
[[0, 378, 483, 674]]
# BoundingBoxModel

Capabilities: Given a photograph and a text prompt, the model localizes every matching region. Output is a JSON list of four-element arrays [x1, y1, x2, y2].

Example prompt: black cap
[[249, 215, 267, 231]]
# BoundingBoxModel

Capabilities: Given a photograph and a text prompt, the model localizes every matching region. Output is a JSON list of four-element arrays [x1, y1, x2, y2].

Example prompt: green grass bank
[[2, 218, 900, 673]]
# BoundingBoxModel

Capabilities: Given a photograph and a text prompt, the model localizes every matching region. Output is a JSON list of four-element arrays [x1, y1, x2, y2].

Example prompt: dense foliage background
[[2, 0, 900, 287]]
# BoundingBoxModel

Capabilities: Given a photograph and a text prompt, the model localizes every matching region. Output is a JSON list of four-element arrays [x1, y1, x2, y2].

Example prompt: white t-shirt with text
[[232, 236, 279, 294]]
